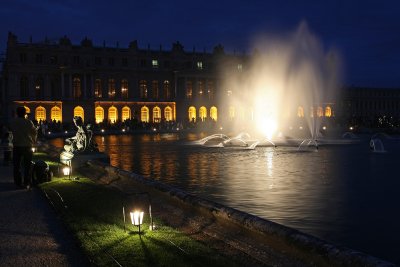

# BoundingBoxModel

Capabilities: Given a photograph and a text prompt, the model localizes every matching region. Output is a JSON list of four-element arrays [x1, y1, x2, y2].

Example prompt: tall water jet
[[219, 22, 342, 142]]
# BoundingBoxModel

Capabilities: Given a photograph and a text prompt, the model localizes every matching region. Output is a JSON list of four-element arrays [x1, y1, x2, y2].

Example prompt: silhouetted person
[[9, 106, 37, 189]]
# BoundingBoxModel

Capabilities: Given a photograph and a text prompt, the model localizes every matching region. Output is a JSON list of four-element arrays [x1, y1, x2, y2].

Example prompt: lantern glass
[[31, 147, 36, 153], [63, 166, 71, 176], [130, 211, 144, 226]]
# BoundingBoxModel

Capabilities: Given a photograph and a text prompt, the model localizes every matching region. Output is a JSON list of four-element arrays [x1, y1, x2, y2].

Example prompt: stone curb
[[86, 159, 396, 267]]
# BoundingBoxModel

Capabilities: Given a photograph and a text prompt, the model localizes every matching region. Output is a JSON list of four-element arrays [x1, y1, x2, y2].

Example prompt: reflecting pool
[[51, 133, 400, 264]]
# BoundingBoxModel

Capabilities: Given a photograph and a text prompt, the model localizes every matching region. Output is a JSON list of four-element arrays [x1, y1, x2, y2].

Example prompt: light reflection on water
[[50, 133, 400, 264]]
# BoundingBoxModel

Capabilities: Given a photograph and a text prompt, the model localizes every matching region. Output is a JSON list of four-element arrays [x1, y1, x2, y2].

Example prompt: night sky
[[1, 0, 400, 87]]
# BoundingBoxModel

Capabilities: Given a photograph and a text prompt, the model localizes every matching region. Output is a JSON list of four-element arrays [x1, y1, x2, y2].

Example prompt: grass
[[34, 153, 238, 267]]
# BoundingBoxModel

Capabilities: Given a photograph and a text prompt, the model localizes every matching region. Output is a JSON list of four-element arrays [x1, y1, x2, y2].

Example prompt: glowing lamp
[[65, 130, 68, 134], [130, 210, 144, 225], [349, 126, 354, 131], [62, 166, 71, 176], [31, 147, 37, 153], [101, 129, 105, 133], [122, 129, 126, 132], [48, 131, 51, 134], [322, 126, 327, 130], [122, 192, 154, 234], [130, 210, 144, 234]]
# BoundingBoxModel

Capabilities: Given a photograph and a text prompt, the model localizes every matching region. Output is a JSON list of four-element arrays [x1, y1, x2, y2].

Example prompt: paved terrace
[[0, 155, 88, 266]]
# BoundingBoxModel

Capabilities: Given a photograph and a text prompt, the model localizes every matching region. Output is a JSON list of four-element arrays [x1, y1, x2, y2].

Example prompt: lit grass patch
[[40, 177, 238, 267]]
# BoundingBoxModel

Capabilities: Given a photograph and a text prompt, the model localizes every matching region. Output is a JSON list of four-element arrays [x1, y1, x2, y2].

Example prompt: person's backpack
[[32, 160, 52, 185]]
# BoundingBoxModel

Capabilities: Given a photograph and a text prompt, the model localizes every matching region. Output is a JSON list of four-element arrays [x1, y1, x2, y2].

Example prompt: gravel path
[[0, 158, 88, 267]]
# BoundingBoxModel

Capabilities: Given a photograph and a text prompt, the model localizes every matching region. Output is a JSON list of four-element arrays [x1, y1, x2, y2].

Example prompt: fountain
[[370, 138, 386, 153], [196, 22, 344, 149]]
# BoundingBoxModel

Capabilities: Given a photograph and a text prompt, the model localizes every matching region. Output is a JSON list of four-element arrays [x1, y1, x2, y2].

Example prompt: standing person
[[9, 106, 38, 189]]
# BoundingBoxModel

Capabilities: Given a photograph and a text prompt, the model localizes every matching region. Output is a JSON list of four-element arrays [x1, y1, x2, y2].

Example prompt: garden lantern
[[130, 210, 144, 234], [62, 165, 71, 176], [122, 192, 154, 234]]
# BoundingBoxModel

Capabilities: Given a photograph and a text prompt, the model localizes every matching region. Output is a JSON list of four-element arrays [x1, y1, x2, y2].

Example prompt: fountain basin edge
[[81, 159, 395, 267]]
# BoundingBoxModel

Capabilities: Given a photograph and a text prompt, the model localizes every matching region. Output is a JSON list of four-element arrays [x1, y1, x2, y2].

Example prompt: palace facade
[[1, 32, 237, 126], [1, 32, 400, 131]]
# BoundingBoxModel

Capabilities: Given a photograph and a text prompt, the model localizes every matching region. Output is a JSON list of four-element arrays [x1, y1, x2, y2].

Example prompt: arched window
[[164, 106, 173, 121], [186, 81, 193, 99], [35, 106, 46, 121], [74, 106, 84, 122], [35, 77, 44, 98], [325, 106, 332, 117], [239, 107, 245, 120], [297, 106, 304, 118], [317, 107, 324, 117], [121, 106, 131, 121], [139, 80, 148, 99], [199, 106, 207, 121], [210, 106, 218, 121], [153, 106, 161, 123], [141, 106, 149, 122], [94, 79, 102, 98], [51, 106, 62, 122], [73, 77, 82, 98], [121, 79, 128, 99], [163, 80, 171, 99], [152, 80, 159, 99], [108, 79, 116, 98], [108, 106, 118, 123], [95, 106, 104, 123], [20, 76, 29, 97], [188, 106, 196, 122], [229, 106, 235, 120]]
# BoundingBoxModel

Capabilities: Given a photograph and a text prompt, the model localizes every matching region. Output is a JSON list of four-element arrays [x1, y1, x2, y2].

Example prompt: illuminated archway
[[108, 106, 118, 123], [153, 106, 161, 123], [210, 106, 217, 121], [51, 106, 62, 122], [121, 106, 131, 121], [297, 106, 304, 118], [95, 106, 104, 123], [74, 106, 84, 122], [35, 106, 46, 121], [317, 107, 323, 117], [188, 106, 196, 122], [325, 106, 332, 117], [164, 106, 173, 121], [229, 106, 235, 120], [199, 106, 207, 121], [141, 106, 149, 122]]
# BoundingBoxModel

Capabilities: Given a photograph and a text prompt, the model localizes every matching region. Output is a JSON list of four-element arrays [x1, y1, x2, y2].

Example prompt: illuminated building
[[0, 32, 230, 125]]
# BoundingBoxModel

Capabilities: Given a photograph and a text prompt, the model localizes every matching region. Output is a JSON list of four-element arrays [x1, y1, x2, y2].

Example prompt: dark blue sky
[[1, 0, 400, 87]]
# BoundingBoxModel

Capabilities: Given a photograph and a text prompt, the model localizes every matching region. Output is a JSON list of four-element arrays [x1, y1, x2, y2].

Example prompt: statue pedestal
[[60, 151, 109, 168]]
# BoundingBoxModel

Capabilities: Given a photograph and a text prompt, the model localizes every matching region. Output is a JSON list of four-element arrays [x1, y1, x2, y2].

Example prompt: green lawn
[[35, 153, 238, 267]]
